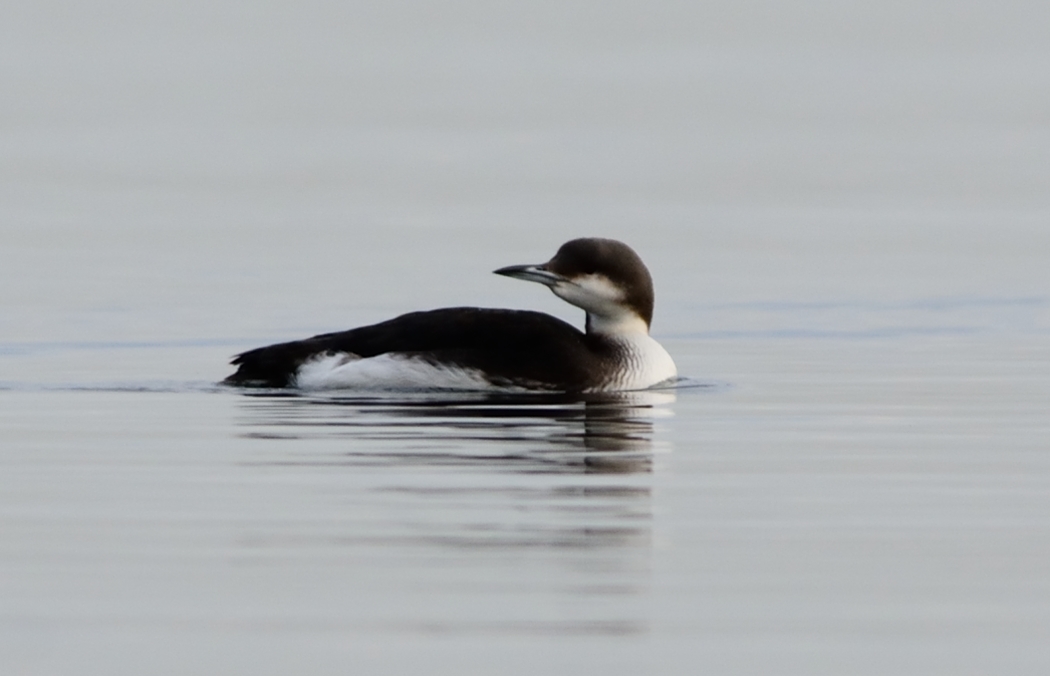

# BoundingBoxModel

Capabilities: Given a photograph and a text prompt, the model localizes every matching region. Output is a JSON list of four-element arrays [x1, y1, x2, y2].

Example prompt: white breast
[[599, 333, 678, 391]]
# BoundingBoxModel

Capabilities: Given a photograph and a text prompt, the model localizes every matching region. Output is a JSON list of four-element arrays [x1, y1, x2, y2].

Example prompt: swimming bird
[[223, 238, 676, 391]]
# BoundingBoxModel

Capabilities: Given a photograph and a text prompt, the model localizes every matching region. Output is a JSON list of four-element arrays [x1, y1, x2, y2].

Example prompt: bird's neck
[[585, 311, 650, 337]]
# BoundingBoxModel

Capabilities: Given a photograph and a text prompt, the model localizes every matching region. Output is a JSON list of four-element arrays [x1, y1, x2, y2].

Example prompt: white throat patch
[[551, 273, 650, 337]]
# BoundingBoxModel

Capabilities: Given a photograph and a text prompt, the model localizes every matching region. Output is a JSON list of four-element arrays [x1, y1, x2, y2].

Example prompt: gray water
[[3, 2, 1050, 674]]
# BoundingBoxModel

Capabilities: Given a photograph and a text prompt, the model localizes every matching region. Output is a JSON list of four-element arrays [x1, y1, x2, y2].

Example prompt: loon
[[223, 238, 677, 392]]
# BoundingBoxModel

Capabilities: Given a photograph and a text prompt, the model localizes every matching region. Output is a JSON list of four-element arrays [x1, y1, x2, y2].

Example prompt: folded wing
[[224, 307, 605, 389]]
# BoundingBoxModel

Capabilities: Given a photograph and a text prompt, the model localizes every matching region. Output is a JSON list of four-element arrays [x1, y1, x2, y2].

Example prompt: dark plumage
[[224, 308, 621, 390]]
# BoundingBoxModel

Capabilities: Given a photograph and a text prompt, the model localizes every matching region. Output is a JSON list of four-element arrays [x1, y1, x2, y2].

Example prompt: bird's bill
[[493, 264, 565, 287]]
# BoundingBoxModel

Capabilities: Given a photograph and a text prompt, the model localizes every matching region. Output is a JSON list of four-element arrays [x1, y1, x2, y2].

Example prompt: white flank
[[294, 352, 493, 391]]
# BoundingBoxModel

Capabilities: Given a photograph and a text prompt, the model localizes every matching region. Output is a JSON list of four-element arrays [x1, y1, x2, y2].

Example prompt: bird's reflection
[[236, 388, 675, 474], [231, 389, 677, 636]]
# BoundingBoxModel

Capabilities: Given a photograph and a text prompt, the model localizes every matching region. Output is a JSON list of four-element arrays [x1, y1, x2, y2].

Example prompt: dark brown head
[[494, 238, 656, 335]]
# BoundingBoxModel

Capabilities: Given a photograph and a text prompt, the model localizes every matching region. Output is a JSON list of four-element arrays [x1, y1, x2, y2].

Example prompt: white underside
[[292, 334, 677, 392], [294, 353, 494, 391]]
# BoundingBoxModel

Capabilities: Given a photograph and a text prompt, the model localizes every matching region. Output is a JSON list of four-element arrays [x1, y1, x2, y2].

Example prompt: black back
[[224, 307, 618, 390]]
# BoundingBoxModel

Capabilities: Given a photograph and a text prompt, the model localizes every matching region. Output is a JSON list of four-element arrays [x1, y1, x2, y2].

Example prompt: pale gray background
[[2, 2, 1049, 674]]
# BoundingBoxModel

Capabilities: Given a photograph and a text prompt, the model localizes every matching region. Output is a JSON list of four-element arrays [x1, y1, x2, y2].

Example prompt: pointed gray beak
[[493, 263, 564, 287]]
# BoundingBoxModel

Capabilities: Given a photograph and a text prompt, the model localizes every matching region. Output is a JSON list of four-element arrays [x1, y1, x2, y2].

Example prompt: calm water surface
[[3, 330, 1048, 674]]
